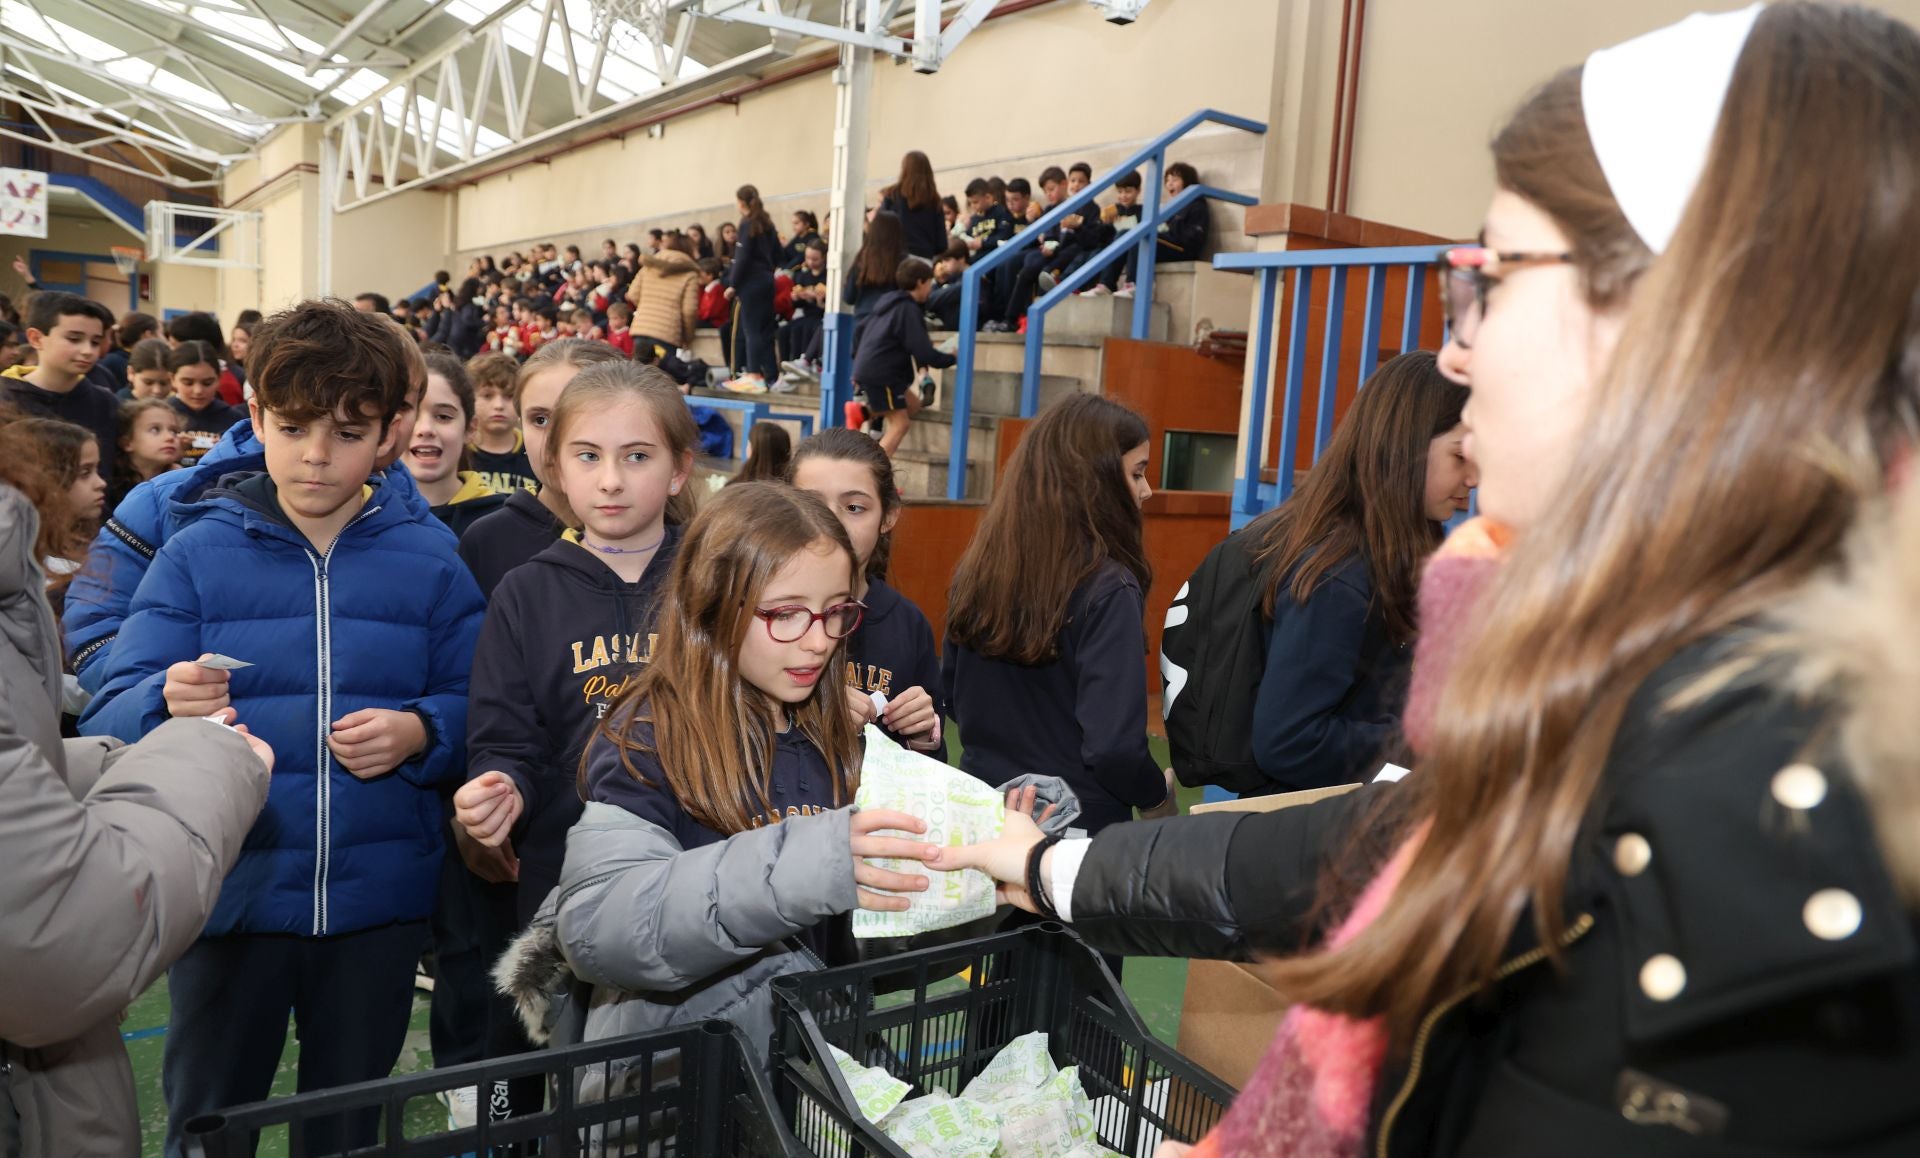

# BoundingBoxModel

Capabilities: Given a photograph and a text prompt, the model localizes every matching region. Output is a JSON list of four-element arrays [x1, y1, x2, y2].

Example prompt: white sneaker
[[442, 1085, 479, 1130], [1084, 284, 1112, 297], [1113, 286, 1135, 299], [1038, 273, 1057, 293], [780, 359, 817, 383], [722, 373, 769, 394], [770, 376, 799, 393]]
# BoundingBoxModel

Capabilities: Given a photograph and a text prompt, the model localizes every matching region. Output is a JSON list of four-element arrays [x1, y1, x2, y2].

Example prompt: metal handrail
[[1217, 243, 1451, 529]]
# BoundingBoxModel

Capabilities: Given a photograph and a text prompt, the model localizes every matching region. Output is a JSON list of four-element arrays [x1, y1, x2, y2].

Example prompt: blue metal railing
[[813, 109, 1266, 498], [1214, 244, 1451, 530], [690, 395, 814, 460]]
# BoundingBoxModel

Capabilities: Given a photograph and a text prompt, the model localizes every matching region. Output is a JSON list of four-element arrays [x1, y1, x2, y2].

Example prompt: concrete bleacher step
[[1045, 293, 1171, 342], [897, 406, 998, 461], [936, 368, 1082, 417], [965, 331, 1106, 385], [893, 448, 981, 501]]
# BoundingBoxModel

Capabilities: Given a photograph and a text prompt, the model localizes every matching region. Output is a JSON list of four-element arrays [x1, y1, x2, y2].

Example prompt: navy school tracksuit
[[458, 486, 566, 600]]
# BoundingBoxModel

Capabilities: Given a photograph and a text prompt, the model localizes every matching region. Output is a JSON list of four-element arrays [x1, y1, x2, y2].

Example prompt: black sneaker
[[919, 375, 938, 409]]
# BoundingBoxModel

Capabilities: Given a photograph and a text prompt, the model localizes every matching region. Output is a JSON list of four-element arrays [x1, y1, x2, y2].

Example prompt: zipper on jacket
[[301, 504, 380, 937], [1374, 912, 1595, 1158]]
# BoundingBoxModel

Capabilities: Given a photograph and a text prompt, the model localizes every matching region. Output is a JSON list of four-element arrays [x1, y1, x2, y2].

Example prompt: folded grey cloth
[[998, 773, 1081, 836]]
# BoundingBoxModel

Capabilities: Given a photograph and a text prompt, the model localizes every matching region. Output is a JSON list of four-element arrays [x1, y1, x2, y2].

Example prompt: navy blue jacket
[[851, 290, 955, 392], [466, 528, 681, 921], [79, 470, 485, 936], [62, 420, 448, 692], [846, 578, 942, 752], [1156, 197, 1209, 261], [583, 709, 844, 961], [458, 487, 564, 600], [1252, 552, 1410, 792], [725, 220, 781, 289], [941, 562, 1166, 833], [879, 196, 949, 260]]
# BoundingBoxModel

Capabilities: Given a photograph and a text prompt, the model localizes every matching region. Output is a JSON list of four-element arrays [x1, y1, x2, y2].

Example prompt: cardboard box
[[1173, 783, 1361, 1089]]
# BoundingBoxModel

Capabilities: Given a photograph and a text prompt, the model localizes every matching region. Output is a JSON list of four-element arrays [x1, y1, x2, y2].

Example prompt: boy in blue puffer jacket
[[62, 346, 442, 694], [79, 299, 485, 1158]]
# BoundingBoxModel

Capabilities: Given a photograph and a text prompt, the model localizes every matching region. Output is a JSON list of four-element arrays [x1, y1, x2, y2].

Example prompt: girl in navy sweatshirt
[[493, 483, 939, 1061], [457, 339, 625, 598], [941, 394, 1175, 834], [455, 362, 701, 925], [790, 428, 943, 754], [1244, 350, 1471, 792], [722, 184, 782, 388]]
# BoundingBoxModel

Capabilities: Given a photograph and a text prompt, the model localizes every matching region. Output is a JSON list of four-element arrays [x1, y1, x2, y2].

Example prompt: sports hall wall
[[216, 0, 1920, 318]]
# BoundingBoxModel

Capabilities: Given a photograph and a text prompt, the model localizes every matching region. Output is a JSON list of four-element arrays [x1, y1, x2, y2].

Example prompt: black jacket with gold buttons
[[1070, 631, 1920, 1156]]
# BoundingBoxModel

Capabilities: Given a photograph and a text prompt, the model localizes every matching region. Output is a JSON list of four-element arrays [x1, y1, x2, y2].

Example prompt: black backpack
[[1159, 530, 1271, 794]]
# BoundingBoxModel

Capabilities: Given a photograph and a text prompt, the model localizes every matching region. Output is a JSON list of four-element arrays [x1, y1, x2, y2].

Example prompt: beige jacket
[[623, 250, 701, 349], [0, 485, 269, 1157]]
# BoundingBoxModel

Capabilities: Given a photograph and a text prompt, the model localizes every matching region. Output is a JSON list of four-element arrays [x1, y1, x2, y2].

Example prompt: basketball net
[[110, 245, 142, 275], [588, 0, 665, 58]]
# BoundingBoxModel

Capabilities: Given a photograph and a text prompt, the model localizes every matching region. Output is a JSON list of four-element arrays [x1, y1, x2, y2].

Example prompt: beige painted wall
[[0, 208, 220, 319], [450, 0, 1277, 262], [330, 185, 453, 304], [1344, 0, 1920, 237]]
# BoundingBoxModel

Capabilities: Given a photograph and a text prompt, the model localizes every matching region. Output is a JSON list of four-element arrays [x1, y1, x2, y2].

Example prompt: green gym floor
[[125, 739, 1195, 1156]]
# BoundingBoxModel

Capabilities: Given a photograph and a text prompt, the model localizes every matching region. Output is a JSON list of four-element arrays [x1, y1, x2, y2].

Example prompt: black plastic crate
[[184, 1019, 801, 1157], [769, 924, 1235, 1157]]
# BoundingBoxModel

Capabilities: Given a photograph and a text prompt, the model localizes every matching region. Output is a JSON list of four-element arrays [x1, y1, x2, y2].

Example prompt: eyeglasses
[[1434, 245, 1575, 349], [753, 601, 867, 643]]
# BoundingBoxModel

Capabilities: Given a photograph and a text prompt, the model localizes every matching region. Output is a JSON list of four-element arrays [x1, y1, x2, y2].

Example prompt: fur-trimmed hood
[[493, 913, 573, 1046], [1768, 481, 1920, 904]]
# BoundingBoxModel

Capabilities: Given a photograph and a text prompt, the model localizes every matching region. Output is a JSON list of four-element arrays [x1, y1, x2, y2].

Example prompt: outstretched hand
[[849, 809, 937, 911], [924, 794, 1049, 913]]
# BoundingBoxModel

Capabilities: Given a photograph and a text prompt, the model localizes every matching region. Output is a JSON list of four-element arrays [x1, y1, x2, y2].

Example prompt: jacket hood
[[186, 467, 409, 543], [447, 471, 497, 505], [0, 485, 40, 605], [643, 251, 697, 274], [1767, 480, 1920, 905]]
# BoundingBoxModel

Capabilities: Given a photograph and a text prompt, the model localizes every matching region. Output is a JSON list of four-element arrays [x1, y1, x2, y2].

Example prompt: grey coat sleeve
[[0, 716, 269, 1048], [555, 802, 859, 993]]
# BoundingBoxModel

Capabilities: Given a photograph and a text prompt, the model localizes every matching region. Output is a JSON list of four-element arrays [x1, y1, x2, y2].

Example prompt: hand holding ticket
[[196, 654, 254, 671]]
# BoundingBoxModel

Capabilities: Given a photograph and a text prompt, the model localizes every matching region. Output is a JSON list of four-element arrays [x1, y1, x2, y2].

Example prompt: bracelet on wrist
[[1025, 832, 1065, 921]]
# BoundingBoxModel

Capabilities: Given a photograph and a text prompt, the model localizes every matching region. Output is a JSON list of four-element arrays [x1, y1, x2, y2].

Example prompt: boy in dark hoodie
[[80, 300, 484, 1157], [959, 177, 1017, 321], [851, 257, 957, 458]]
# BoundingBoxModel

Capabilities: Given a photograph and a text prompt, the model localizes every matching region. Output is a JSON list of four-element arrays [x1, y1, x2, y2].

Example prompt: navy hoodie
[[846, 578, 943, 753], [1251, 552, 1410, 792], [458, 487, 564, 599], [941, 561, 1166, 833], [851, 290, 956, 393], [879, 195, 949, 260], [466, 525, 682, 922]]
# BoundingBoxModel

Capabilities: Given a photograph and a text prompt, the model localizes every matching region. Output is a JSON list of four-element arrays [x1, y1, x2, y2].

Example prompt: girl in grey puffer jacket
[[485, 485, 939, 1067]]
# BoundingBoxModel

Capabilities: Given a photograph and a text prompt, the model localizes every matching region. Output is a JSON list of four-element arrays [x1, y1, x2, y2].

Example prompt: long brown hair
[[1267, 3, 1920, 1045], [0, 405, 71, 563], [854, 212, 907, 290], [543, 362, 700, 529], [591, 482, 863, 834], [1251, 351, 1466, 639], [728, 422, 792, 486], [885, 150, 940, 212], [736, 184, 775, 239], [16, 417, 95, 566], [947, 394, 1150, 664]]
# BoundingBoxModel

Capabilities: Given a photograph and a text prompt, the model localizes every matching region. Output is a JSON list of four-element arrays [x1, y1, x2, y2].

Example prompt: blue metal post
[[1131, 151, 1165, 339], [948, 265, 986, 500], [1314, 268, 1348, 455], [1276, 268, 1314, 504], [819, 312, 855, 436], [1400, 263, 1427, 353], [1357, 265, 1387, 384], [1020, 312, 1046, 417], [1232, 267, 1281, 527]]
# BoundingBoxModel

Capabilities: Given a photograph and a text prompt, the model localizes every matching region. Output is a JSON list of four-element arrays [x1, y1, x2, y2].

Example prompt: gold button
[[1614, 833, 1652, 877], [1803, 889, 1862, 941], [1640, 954, 1686, 1001], [1772, 764, 1828, 810]]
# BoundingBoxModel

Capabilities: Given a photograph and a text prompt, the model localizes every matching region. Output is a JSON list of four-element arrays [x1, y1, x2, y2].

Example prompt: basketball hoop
[[589, 0, 666, 58], [110, 245, 142, 275]]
